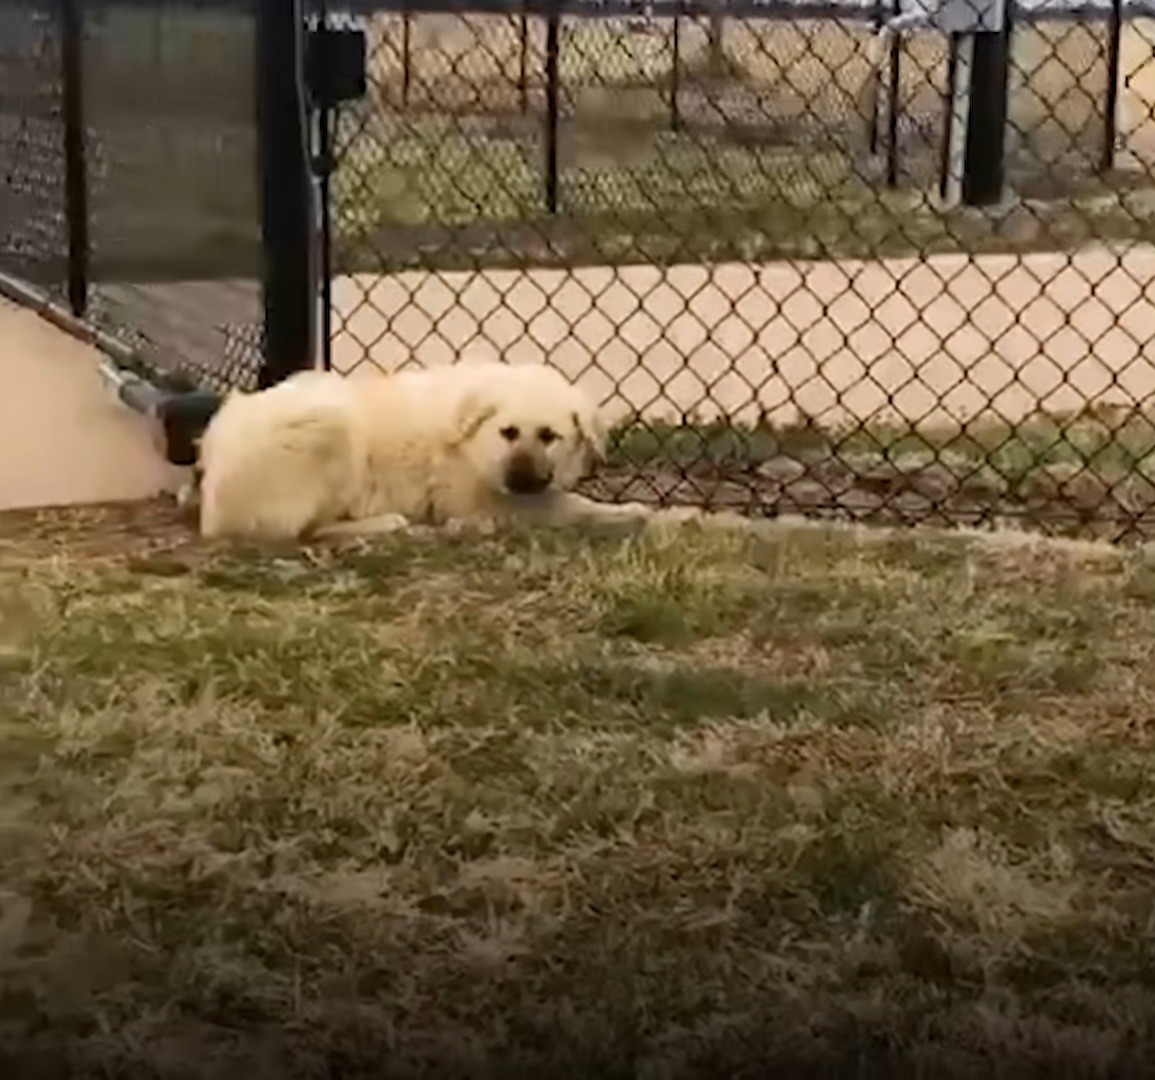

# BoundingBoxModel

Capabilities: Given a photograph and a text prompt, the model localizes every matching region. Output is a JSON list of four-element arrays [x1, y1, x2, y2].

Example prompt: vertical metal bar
[[962, 8, 1012, 206], [401, 8, 411, 109], [317, 104, 333, 372], [886, 0, 901, 188], [671, 7, 681, 132], [869, 0, 884, 155], [60, 0, 88, 318], [256, 0, 316, 387], [1102, 0, 1123, 173], [544, 3, 560, 214], [519, 4, 529, 113]]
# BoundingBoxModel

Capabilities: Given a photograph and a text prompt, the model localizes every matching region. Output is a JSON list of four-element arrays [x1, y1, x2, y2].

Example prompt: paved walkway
[[0, 297, 183, 513], [331, 244, 1155, 427]]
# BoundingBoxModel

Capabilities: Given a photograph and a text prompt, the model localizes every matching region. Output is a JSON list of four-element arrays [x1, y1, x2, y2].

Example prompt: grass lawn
[[331, 117, 1155, 274], [2, 501, 1155, 1076], [612, 409, 1155, 485]]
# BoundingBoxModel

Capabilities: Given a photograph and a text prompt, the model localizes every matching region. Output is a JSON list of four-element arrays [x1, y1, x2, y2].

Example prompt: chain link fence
[[1, 0, 265, 393], [321, 0, 1155, 541], [0, 2, 68, 299], [83, 0, 266, 391], [6, 0, 1155, 540]]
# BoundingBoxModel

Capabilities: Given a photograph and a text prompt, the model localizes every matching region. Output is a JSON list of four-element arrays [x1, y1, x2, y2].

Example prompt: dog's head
[[449, 364, 607, 499]]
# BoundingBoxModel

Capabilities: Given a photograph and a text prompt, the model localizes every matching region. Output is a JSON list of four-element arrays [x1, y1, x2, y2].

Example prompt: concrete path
[[331, 243, 1155, 427], [0, 297, 183, 513]]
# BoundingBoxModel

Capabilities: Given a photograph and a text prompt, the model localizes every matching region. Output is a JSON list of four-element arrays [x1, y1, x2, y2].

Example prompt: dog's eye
[[538, 428, 560, 445], [499, 425, 520, 442]]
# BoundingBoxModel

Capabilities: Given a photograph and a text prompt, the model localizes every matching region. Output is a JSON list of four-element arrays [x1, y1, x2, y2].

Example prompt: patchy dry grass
[[2, 503, 1155, 1076]]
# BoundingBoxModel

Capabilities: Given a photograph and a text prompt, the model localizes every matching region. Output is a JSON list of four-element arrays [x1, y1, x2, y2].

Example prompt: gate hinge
[[306, 25, 367, 108]]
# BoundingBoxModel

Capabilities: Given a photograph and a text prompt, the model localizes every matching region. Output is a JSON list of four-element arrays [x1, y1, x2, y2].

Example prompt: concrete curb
[[0, 271, 222, 466]]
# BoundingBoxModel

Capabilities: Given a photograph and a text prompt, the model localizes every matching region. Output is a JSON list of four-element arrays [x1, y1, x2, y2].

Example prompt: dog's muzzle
[[504, 453, 552, 495]]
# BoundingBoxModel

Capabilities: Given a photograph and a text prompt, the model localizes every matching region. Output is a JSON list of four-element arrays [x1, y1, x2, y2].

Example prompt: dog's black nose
[[505, 456, 552, 495]]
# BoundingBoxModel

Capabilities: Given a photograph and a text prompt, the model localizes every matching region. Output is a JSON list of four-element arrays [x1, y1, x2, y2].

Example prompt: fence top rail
[[4, 0, 1148, 21], [320, 0, 1149, 18]]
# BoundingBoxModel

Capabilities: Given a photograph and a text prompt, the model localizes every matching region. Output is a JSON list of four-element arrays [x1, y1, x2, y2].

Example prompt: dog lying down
[[189, 362, 658, 542]]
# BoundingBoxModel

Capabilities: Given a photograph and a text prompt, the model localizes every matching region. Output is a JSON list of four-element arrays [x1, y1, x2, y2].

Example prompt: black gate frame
[[257, 0, 318, 385]]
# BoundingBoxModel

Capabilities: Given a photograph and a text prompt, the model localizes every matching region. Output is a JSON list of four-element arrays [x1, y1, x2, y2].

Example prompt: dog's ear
[[447, 384, 498, 449], [573, 405, 608, 464]]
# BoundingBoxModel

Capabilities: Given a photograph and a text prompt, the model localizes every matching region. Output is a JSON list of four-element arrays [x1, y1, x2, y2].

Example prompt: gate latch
[[306, 25, 367, 108]]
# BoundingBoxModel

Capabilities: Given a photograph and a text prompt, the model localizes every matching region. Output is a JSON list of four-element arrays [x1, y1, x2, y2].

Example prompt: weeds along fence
[[5, 0, 1155, 538]]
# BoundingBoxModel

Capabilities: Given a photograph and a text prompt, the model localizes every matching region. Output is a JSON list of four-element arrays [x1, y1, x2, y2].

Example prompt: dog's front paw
[[596, 499, 651, 522], [372, 512, 413, 534], [312, 512, 413, 541], [646, 505, 704, 528]]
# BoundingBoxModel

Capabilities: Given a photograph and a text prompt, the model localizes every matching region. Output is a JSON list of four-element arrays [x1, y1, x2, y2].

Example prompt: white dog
[[191, 361, 650, 541]]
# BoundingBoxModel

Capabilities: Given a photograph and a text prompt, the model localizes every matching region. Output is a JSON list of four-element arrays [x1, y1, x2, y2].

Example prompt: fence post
[[869, 0, 884, 154], [886, 0, 902, 188], [518, 3, 529, 113], [401, 7, 412, 109], [255, 0, 316, 388], [544, 0, 560, 214], [961, 8, 1012, 205], [1102, 0, 1123, 173], [60, 0, 88, 318]]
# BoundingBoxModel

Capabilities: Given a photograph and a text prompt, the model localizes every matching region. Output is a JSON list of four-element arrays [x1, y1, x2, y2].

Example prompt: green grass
[[337, 123, 863, 231], [332, 119, 1155, 273], [3, 502, 1155, 1075], [610, 408, 1155, 479]]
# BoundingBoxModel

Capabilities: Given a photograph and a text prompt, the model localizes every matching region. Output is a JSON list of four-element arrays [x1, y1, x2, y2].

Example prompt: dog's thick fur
[[193, 362, 648, 541]]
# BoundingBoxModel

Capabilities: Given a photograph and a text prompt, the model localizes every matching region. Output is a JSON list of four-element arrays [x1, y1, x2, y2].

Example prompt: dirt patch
[[0, 497, 195, 563]]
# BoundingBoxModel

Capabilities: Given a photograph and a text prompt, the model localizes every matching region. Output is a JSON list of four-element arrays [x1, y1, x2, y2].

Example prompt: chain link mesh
[[0, 2, 68, 299], [1, 0, 264, 391], [324, 2, 1155, 541], [83, 0, 264, 390]]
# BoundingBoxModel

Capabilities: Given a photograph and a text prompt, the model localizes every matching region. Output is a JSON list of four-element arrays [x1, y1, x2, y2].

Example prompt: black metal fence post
[[1102, 0, 1123, 173], [518, 3, 529, 113], [315, 51, 334, 373], [401, 7, 412, 109], [962, 11, 1012, 205], [255, 0, 316, 388], [670, 6, 682, 132], [886, 0, 901, 189], [544, 1, 560, 214], [869, 0, 884, 155], [60, 0, 88, 318]]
